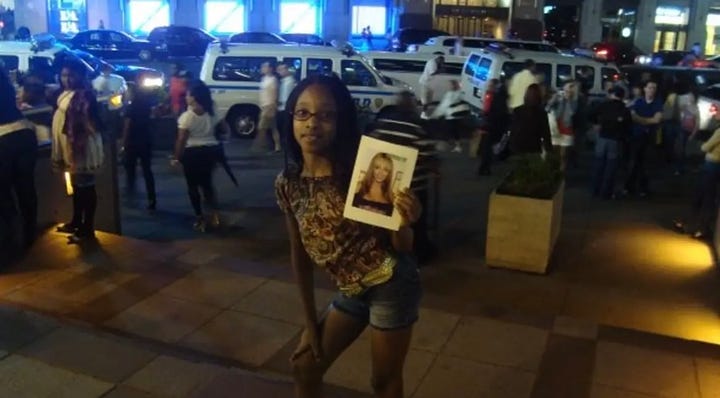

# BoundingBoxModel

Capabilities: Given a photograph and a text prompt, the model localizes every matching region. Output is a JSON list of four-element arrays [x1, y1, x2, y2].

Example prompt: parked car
[[391, 28, 449, 52], [148, 26, 217, 58], [279, 33, 331, 46], [64, 29, 154, 61], [697, 84, 720, 134], [591, 41, 644, 66], [229, 32, 286, 44], [72, 50, 164, 89], [635, 50, 689, 66]]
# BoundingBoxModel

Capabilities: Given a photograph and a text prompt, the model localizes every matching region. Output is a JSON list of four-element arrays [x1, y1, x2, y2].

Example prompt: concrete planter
[[485, 181, 564, 274]]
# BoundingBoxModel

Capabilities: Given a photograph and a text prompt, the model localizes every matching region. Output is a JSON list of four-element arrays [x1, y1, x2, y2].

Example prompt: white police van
[[460, 46, 622, 111], [411, 35, 560, 56], [200, 42, 411, 136], [361, 51, 466, 102], [0, 35, 95, 85]]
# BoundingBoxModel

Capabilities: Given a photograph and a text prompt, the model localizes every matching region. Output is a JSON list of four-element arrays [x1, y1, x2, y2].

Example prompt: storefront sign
[[655, 6, 688, 26], [435, 5, 510, 19]]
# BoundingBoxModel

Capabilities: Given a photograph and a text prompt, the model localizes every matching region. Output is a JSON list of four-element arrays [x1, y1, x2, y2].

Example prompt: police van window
[[372, 58, 426, 73], [341, 59, 377, 87], [29, 57, 57, 84], [282, 57, 302, 81], [601, 67, 619, 85], [463, 39, 487, 48], [501, 62, 551, 83], [463, 54, 481, 76], [475, 58, 492, 81], [703, 86, 720, 100], [442, 38, 456, 46], [307, 58, 333, 77], [556, 64, 571, 87], [0, 55, 19, 71], [212, 56, 276, 82], [575, 65, 595, 90], [444, 62, 463, 75]]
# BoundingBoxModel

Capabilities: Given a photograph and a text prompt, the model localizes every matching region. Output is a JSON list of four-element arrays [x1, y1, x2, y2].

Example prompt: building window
[[48, 0, 87, 35], [127, 0, 170, 36], [205, 1, 245, 34], [280, 1, 320, 34], [351, 6, 386, 35]]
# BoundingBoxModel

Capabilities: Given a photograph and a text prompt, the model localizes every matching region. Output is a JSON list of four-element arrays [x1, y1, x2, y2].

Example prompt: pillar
[[322, 0, 351, 43], [87, 0, 109, 30], [14, 0, 48, 34], [579, 0, 603, 47], [172, 0, 202, 28], [687, 0, 710, 52], [397, 0, 433, 30], [511, 0, 545, 41], [247, 0, 279, 33], [634, 0, 657, 54]]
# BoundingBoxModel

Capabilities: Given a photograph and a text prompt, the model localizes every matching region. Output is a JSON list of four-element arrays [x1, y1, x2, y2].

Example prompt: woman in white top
[[675, 88, 700, 175], [172, 80, 223, 232]]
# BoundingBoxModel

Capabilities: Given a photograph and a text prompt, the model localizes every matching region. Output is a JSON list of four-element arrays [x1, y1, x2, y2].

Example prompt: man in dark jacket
[[478, 78, 509, 175], [591, 86, 633, 199]]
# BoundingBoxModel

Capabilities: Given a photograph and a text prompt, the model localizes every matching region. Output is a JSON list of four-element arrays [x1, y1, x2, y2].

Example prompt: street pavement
[[2, 138, 720, 397]]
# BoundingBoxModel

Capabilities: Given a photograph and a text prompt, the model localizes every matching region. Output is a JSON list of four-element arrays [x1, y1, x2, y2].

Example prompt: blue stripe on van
[[207, 85, 396, 97]]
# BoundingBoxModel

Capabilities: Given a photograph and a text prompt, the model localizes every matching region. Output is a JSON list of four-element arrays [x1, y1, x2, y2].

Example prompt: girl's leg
[[292, 308, 367, 398], [80, 184, 97, 236], [370, 327, 413, 398], [182, 150, 203, 217]]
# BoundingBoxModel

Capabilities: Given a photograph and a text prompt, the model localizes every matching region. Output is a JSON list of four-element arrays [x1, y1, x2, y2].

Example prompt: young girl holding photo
[[275, 74, 422, 398]]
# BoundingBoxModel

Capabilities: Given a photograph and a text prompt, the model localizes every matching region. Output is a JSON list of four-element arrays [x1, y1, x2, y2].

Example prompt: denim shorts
[[331, 255, 422, 330]]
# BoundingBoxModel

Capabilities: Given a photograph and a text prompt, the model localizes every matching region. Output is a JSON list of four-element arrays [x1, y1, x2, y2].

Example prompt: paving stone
[[323, 335, 436, 395], [530, 334, 595, 398], [695, 358, 720, 398], [0, 355, 113, 397], [20, 327, 157, 383], [102, 385, 159, 398], [124, 355, 227, 397], [594, 342, 700, 398], [552, 315, 599, 340], [0, 350, 8, 359], [160, 267, 267, 308], [176, 248, 221, 266], [0, 268, 53, 297], [0, 306, 57, 352], [232, 280, 335, 325], [443, 316, 549, 372], [411, 308, 461, 353], [181, 310, 300, 367], [413, 354, 535, 398], [187, 370, 295, 398], [105, 293, 221, 343]]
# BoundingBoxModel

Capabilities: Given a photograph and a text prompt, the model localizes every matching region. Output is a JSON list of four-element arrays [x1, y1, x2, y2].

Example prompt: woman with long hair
[[52, 61, 104, 243], [172, 79, 222, 232], [547, 80, 579, 170], [0, 66, 38, 260], [275, 74, 422, 398], [353, 152, 395, 216], [509, 83, 553, 156]]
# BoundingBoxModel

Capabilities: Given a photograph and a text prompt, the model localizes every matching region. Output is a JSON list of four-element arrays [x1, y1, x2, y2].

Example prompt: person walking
[[508, 84, 553, 156], [172, 80, 222, 232], [169, 63, 190, 117], [52, 61, 104, 243], [122, 84, 156, 211], [254, 61, 281, 153], [624, 80, 663, 198], [369, 90, 440, 265], [675, 87, 700, 175], [277, 63, 297, 143], [547, 80, 579, 170], [0, 67, 38, 262], [478, 78, 509, 175], [591, 86, 633, 199], [661, 79, 682, 165], [430, 79, 470, 153], [275, 74, 422, 398], [418, 54, 444, 114]]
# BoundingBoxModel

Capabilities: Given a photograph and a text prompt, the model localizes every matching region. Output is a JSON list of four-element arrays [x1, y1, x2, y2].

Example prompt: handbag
[[681, 109, 697, 133], [556, 117, 574, 136]]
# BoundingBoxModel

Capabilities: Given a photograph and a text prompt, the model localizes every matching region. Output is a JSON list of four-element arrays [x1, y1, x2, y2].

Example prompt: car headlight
[[142, 77, 164, 88]]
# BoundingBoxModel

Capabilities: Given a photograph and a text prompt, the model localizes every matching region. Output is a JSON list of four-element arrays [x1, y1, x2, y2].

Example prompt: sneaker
[[56, 223, 78, 234], [452, 145, 462, 153], [193, 217, 206, 233], [209, 213, 221, 228], [68, 230, 95, 244]]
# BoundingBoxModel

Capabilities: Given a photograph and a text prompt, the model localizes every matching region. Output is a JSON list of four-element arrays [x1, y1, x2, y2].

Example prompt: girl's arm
[[121, 118, 131, 149], [391, 226, 414, 253], [702, 129, 720, 153], [392, 188, 420, 252], [285, 213, 319, 330]]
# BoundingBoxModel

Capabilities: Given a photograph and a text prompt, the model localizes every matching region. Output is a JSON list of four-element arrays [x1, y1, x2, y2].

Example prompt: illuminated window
[[280, 1, 319, 34], [351, 6, 386, 35], [128, 0, 170, 35], [205, 1, 245, 34]]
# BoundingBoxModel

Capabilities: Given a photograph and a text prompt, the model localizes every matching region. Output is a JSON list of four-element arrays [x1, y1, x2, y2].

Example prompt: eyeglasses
[[291, 109, 337, 122]]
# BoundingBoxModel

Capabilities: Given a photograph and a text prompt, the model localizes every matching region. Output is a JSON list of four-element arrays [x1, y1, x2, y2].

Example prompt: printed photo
[[344, 136, 418, 230]]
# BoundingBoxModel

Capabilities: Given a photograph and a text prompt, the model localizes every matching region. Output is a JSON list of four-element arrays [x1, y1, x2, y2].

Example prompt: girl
[[0, 67, 37, 258], [353, 152, 395, 216], [172, 80, 223, 232], [675, 85, 700, 175], [509, 84, 553, 156], [547, 80, 579, 170], [52, 61, 104, 243], [275, 74, 422, 398], [122, 84, 157, 210]]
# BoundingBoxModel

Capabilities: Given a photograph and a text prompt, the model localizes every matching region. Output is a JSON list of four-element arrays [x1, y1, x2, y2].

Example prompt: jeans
[[675, 130, 691, 173], [689, 161, 720, 234], [181, 145, 218, 216], [123, 147, 156, 203], [662, 121, 680, 163], [592, 137, 620, 198], [0, 128, 38, 252], [625, 132, 651, 194]]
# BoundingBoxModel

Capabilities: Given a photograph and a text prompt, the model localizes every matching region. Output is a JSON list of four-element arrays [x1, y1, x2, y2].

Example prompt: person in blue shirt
[[624, 80, 663, 197]]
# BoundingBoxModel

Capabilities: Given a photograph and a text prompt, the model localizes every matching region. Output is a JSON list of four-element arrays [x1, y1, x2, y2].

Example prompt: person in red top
[[169, 63, 190, 116]]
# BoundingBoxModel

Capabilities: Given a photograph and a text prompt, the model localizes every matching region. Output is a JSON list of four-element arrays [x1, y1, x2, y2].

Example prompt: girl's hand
[[395, 188, 421, 227], [291, 323, 323, 364]]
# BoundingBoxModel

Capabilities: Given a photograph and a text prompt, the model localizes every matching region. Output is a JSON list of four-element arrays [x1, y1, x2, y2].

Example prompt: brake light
[[596, 49, 609, 59], [693, 60, 711, 68], [711, 104, 718, 115]]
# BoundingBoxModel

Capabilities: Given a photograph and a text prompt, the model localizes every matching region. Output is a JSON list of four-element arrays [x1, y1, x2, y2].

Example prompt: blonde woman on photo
[[353, 152, 395, 216]]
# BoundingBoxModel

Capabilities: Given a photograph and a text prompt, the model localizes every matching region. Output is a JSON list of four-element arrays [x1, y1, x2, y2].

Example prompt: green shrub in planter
[[496, 153, 563, 199]]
